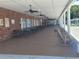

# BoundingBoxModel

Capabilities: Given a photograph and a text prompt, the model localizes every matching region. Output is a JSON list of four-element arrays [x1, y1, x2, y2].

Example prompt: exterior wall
[[0, 7, 47, 41], [0, 7, 23, 40]]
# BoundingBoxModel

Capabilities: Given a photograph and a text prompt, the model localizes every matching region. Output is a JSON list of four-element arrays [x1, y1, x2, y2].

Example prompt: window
[[33, 20, 36, 26], [27, 19, 32, 28], [5, 18, 10, 27], [11, 19, 15, 24], [20, 18, 27, 30], [0, 19, 4, 26]]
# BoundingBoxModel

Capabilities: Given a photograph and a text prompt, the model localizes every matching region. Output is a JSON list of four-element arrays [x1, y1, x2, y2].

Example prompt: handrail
[[56, 26, 70, 46]]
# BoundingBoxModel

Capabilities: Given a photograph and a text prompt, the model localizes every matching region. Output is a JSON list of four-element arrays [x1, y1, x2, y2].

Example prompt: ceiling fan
[[25, 4, 45, 16], [28, 4, 39, 13], [39, 14, 44, 16]]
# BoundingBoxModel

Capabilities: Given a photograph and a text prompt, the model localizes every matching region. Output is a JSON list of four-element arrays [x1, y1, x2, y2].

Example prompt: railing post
[[67, 6, 71, 34], [63, 12, 66, 30]]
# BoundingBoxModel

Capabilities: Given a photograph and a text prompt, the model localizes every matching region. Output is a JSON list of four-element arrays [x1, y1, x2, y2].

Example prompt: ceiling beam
[[58, 0, 73, 20]]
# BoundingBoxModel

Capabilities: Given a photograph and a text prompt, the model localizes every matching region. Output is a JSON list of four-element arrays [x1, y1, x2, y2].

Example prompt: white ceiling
[[0, 0, 72, 19]]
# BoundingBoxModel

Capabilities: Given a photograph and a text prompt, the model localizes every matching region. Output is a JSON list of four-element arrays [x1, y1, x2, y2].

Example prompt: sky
[[74, 1, 79, 5]]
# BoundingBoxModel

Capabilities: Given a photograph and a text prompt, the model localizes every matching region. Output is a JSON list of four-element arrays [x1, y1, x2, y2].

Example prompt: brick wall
[[0, 7, 26, 41], [0, 7, 47, 41]]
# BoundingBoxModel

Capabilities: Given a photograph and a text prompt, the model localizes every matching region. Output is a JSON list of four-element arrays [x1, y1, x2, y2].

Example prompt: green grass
[[71, 23, 79, 26]]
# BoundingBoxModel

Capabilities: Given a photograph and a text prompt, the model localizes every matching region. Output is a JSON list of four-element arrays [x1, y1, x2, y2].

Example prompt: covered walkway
[[0, 0, 79, 58], [0, 26, 76, 57]]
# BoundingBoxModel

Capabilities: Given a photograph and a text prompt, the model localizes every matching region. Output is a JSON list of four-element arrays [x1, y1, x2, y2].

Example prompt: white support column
[[59, 15, 64, 28], [63, 12, 66, 30], [67, 6, 71, 34]]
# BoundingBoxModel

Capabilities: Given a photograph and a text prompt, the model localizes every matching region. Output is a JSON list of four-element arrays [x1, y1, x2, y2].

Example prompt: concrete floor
[[71, 27, 79, 40], [0, 27, 77, 57]]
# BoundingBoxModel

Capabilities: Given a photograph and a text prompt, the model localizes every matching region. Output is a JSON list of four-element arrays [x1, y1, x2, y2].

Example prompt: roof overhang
[[0, 0, 73, 19]]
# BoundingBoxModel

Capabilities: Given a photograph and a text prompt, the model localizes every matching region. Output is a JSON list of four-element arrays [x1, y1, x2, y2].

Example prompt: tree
[[70, 5, 79, 19]]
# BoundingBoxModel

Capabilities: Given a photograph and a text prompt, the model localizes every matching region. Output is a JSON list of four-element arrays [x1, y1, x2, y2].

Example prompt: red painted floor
[[0, 27, 77, 57]]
